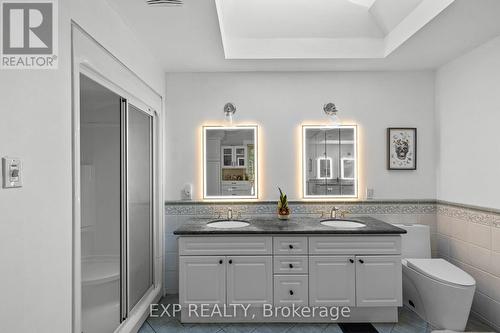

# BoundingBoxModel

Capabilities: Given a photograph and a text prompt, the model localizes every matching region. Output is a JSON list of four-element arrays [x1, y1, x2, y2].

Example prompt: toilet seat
[[405, 258, 475, 287]]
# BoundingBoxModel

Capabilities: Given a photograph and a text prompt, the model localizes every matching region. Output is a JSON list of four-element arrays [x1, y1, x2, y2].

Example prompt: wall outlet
[[366, 188, 374, 200], [2, 157, 22, 189]]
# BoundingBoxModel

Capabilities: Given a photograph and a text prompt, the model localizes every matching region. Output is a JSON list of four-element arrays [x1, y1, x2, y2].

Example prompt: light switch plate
[[2, 157, 22, 188], [366, 188, 374, 200]]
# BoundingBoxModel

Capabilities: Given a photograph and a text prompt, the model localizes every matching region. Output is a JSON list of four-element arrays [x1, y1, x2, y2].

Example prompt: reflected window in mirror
[[203, 126, 258, 199], [302, 125, 357, 198]]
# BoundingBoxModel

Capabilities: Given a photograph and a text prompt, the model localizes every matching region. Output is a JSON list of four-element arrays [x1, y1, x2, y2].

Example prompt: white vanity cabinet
[[309, 256, 356, 306], [179, 236, 273, 310], [179, 256, 226, 305], [308, 236, 402, 308], [178, 234, 402, 323], [179, 255, 272, 306], [355, 255, 402, 307], [227, 256, 273, 305], [308, 255, 402, 307]]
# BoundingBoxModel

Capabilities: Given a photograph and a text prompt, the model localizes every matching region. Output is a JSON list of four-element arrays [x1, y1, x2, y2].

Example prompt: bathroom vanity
[[174, 216, 406, 323]]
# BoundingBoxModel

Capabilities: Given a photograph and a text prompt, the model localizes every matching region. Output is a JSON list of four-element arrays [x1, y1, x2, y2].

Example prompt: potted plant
[[277, 187, 291, 220]]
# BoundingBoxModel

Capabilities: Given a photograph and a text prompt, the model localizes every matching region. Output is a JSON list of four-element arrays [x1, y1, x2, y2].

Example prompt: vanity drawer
[[179, 236, 272, 255], [273, 237, 308, 255], [309, 236, 401, 255], [274, 256, 308, 274], [274, 275, 308, 306]]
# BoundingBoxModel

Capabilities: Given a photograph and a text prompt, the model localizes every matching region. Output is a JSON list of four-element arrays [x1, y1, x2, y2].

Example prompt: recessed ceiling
[[215, 0, 449, 59], [105, 0, 500, 71]]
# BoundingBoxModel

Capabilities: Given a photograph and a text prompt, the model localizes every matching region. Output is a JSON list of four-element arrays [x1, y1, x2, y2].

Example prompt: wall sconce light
[[323, 102, 340, 125], [224, 102, 236, 123]]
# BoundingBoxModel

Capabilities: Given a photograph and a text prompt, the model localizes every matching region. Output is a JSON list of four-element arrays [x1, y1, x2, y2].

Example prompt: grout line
[[144, 320, 157, 333], [470, 311, 500, 333]]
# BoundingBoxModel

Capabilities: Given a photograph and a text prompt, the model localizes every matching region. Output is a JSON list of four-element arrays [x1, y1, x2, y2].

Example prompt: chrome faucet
[[227, 208, 233, 220], [330, 206, 340, 219]]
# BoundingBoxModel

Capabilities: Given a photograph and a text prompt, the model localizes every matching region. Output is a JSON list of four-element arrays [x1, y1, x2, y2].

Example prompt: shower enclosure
[[79, 74, 154, 333]]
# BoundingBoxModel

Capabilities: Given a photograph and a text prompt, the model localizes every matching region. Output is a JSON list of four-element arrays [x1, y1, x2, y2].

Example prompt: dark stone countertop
[[173, 216, 406, 235]]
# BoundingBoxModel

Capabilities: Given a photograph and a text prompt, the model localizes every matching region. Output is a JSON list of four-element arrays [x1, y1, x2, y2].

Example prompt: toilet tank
[[394, 224, 431, 259]]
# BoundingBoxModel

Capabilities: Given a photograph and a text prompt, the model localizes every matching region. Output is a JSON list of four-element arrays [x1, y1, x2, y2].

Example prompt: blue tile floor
[[139, 295, 497, 333]]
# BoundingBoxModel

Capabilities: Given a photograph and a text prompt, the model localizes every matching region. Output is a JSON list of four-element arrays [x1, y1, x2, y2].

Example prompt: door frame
[[72, 23, 163, 333]]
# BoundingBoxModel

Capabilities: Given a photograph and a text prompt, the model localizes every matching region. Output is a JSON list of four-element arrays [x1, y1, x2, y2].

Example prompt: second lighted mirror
[[203, 126, 258, 199], [303, 125, 357, 198]]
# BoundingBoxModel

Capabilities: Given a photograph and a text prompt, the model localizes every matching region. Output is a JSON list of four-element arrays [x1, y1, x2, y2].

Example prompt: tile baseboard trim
[[437, 203, 500, 228], [436, 199, 500, 215]]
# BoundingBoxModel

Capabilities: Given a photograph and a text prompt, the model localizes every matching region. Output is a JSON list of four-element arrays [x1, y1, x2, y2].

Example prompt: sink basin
[[206, 220, 250, 229], [320, 220, 366, 228]]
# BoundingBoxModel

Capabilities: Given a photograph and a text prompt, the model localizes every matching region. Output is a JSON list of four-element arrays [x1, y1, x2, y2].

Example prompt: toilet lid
[[406, 258, 476, 287]]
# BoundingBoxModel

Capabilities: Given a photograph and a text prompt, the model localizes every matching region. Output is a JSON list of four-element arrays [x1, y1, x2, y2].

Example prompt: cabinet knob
[[289, 290, 294, 296], [289, 263, 294, 269], [289, 244, 294, 249], [228, 259, 233, 264], [359, 259, 364, 264], [349, 259, 354, 264], [219, 259, 223, 264]]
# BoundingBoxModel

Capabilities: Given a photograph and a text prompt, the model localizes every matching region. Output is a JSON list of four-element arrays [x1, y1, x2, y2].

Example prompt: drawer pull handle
[[289, 244, 294, 249], [229, 259, 233, 264], [359, 259, 364, 264], [289, 264, 294, 268], [289, 290, 294, 296], [349, 259, 354, 264], [219, 259, 223, 264]]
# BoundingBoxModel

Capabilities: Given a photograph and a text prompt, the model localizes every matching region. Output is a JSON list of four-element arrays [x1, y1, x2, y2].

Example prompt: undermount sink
[[206, 220, 250, 229], [320, 219, 366, 228]]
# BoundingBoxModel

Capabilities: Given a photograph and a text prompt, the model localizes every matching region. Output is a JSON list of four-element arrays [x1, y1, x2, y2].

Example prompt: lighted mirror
[[303, 125, 357, 198], [203, 126, 258, 199]]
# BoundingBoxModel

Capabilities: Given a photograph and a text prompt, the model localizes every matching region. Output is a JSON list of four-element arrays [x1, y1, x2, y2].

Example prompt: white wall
[[0, 2, 72, 332], [165, 71, 436, 201], [0, 1, 164, 332], [436, 35, 500, 210]]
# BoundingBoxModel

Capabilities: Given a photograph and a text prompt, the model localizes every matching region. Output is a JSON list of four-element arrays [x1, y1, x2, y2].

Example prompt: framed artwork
[[387, 128, 417, 170]]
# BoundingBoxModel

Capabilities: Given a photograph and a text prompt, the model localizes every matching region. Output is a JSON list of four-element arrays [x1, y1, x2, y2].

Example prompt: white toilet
[[395, 224, 476, 332]]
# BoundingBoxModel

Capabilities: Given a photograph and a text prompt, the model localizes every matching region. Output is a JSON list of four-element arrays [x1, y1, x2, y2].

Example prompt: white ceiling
[[106, 0, 500, 72], [215, 0, 441, 59], [370, 0, 423, 33], [219, 0, 386, 39]]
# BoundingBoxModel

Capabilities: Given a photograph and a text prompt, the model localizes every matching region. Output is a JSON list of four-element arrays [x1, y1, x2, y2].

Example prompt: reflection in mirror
[[203, 126, 258, 199], [303, 125, 357, 198]]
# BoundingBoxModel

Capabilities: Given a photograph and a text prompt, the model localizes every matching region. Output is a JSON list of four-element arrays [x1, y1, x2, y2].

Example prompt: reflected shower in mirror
[[303, 125, 357, 198], [203, 126, 258, 199]]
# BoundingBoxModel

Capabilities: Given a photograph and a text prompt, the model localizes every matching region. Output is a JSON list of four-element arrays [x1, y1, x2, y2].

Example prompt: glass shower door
[[80, 74, 122, 333], [127, 104, 154, 311], [79, 74, 155, 332]]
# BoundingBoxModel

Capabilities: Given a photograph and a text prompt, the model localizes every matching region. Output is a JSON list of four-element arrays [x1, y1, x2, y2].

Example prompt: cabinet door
[[234, 146, 246, 167], [227, 256, 273, 305], [179, 256, 226, 305], [222, 147, 234, 167], [355, 255, 402, 307], [309, 256, 355, 306]]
